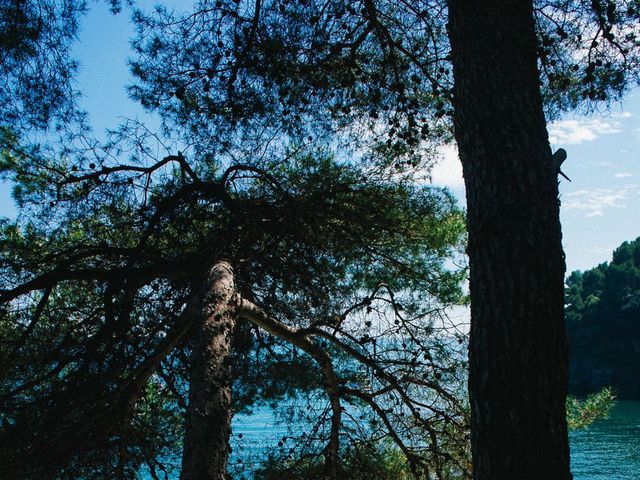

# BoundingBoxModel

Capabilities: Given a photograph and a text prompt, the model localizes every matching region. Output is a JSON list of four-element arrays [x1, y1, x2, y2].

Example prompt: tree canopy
[[128, 0, 640, 149], [566, 237, 640, 399], [1, 115, 469, 478]]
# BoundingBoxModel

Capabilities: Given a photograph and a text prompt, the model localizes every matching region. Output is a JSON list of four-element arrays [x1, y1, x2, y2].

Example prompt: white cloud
[[548, 118, 622, 145], [430, 144, 465, 188], [563, 184, 636, 217], [614, 172, 633, 178], [611, 111, 633, 119]]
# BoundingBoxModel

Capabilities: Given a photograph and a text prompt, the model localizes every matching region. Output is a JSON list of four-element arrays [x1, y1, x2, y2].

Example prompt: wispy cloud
[[430, 144, 465, 188], [549, 118, 622, 145], [614, 172, 633, 178], [563, 185, 636, 217]]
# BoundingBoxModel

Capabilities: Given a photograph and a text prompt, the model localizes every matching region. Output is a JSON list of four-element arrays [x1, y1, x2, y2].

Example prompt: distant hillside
[[566, 237, 640, 399]]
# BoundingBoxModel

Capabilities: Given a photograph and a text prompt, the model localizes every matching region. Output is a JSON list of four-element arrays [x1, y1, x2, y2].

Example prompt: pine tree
[[128, 1, 640, 477], [1, 138, 468, 478]]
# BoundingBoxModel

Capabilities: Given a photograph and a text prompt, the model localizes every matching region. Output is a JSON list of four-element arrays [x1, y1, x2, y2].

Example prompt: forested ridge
[[566, 237, 640, 399]]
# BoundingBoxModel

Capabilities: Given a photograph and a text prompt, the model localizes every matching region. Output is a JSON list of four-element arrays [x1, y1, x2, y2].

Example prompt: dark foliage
[[0, 0, 130, 132], [566, 237, 640, 399], [1, 126, 468, 477], [0, 0, 86, 131], [129, 0, 640, 154]]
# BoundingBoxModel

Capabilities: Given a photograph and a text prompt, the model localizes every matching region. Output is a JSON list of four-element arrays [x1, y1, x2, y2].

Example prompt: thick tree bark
[[181, 261, 238, 480], [447, 1, 571, 479]]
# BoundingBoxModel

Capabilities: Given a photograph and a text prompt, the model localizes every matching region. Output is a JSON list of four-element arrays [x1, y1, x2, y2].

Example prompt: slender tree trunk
[[446, 1, 571, 479], [181, 261, 237, 480]]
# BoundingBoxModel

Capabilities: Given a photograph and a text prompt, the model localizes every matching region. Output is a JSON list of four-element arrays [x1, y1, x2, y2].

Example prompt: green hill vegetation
[[566, 237, 640, 399]]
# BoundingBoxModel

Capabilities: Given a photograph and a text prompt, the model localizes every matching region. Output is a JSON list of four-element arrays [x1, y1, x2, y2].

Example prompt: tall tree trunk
[[181, 261, 237, 480], [446, 1, 571, 479]]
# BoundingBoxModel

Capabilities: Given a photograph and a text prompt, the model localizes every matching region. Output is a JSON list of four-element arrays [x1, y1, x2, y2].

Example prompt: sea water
[[570, 400, 640, 480], [140, 401, 640, 478]]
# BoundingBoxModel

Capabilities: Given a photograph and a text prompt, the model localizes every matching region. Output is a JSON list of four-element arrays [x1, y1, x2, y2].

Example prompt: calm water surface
[[141, 400, 640, 478], [232, 401, 640, 478], [569, 400, 640, 480]]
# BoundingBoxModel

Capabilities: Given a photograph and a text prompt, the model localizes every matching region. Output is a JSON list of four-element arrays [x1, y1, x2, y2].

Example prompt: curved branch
[[238, 298, 341, 479], [309, 327, 462, 427], [117, 298, 196, 414], [0, 286, 52, 377], [59, 153, 199, 187], [0, 257, 205, 303], [219, 164, 289, 198]]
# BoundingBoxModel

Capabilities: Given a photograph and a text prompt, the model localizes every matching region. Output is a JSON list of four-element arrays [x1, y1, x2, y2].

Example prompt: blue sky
[[1, 2, 638, 275], [432, 94, 640, 273]]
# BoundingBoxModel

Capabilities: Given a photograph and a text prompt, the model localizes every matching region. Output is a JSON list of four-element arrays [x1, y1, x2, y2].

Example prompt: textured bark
[[447, 1, 571, 479], [181, 261, 237, 480]]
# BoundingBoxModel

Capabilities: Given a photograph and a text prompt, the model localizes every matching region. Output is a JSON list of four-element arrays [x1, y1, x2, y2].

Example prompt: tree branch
[[238, 298, 341, 479]]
